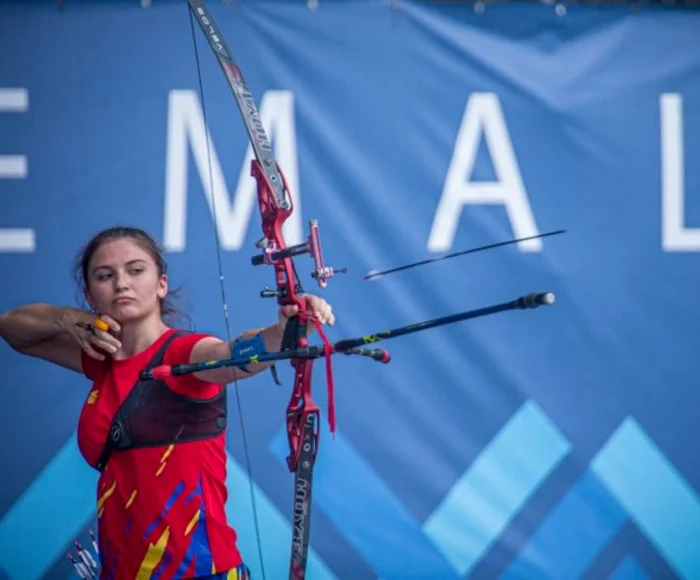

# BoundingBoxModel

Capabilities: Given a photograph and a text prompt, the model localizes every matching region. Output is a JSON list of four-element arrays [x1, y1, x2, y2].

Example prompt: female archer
[[0, 225, 335, 579]]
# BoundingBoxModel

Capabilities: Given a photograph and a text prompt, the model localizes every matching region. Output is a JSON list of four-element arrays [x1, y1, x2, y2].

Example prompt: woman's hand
[[65, 312, 122, 361], [277, 294, 335, 338]]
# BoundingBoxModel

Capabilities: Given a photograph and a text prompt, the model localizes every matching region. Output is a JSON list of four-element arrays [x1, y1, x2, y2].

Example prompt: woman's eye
[[130, 268, 144, 275]]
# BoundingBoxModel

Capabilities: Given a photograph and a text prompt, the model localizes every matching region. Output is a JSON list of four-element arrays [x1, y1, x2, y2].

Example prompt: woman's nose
[[114, 272, 129, 291]]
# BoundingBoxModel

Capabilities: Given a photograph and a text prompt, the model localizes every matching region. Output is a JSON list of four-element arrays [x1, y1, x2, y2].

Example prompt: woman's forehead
[[91, 238, 153, 265]]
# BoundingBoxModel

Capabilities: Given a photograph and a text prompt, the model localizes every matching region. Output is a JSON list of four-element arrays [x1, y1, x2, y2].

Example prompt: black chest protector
[[94, 330, 227, 472]]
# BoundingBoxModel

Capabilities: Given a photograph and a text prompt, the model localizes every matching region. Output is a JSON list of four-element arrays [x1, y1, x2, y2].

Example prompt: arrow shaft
[[363, 229, 566, 280]]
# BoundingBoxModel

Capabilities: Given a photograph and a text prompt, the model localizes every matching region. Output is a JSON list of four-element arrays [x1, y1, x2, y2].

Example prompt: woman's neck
[[114, 315, 169, 359]]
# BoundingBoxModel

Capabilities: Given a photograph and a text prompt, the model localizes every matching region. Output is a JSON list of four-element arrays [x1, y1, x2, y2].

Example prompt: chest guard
[[94, 331, 227, 472]]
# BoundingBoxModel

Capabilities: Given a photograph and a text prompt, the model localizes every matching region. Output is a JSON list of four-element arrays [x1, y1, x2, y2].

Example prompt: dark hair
[[72, 225, 191, 326]]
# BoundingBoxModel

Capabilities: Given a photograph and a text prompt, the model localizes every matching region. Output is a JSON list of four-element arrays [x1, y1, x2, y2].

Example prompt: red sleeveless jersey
[[76, 328, 244, 579]]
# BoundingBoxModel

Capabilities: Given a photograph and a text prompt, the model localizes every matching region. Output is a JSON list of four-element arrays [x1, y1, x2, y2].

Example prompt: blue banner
[[1, 0, 699, 578]]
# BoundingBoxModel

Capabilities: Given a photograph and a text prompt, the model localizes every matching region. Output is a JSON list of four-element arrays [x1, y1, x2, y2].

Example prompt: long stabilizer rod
[[141, 292, 555, 379]]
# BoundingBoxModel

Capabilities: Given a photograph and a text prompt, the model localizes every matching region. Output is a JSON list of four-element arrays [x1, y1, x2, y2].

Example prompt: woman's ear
[[157, 274, 169, 300]]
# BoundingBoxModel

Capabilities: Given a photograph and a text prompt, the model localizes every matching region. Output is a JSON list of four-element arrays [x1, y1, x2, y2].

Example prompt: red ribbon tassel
[[311, 318, 335, 434]]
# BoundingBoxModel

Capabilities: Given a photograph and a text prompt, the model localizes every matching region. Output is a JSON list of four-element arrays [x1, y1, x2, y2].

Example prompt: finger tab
[[93, 319, 110, 332]]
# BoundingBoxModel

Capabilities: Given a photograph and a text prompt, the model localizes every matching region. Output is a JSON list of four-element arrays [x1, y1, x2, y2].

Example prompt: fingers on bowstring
[[93, 327, 122, 354], [76, 318, 121, 359], [91, 316, 122, 354]]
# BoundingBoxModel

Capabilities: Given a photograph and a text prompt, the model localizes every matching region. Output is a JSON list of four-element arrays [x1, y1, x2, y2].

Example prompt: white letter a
[[428, 93, 541, 252]]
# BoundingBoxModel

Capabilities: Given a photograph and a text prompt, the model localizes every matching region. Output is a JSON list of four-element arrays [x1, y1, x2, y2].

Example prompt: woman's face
[[85, 237, 168, 323]]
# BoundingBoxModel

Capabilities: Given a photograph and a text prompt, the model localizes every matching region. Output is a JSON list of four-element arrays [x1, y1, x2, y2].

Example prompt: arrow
[[362, 229, 566, 281]]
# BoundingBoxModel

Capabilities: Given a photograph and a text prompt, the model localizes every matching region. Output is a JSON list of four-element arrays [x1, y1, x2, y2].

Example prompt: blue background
[[1, 0, 699, 578]]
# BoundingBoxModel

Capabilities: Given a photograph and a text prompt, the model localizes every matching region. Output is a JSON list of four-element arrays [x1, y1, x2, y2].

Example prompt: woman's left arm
[[188, 295, 335, 385]]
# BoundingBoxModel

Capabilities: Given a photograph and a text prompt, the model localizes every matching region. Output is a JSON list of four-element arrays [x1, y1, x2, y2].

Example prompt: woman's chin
[[109, 305, 142, 322]]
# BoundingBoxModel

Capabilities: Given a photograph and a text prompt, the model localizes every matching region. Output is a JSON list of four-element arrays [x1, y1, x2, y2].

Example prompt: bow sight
[[252, 219, 347, 298]]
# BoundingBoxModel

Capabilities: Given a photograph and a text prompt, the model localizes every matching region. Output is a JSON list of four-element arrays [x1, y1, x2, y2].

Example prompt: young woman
[[0, 225, 335, 579]]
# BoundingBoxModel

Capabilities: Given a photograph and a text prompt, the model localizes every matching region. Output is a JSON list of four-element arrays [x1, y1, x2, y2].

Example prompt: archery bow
[[185, 2, 341, 578], [182, 2, 557, 579]]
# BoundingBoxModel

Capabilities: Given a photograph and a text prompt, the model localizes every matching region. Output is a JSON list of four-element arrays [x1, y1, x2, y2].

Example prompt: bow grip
[[280, 300, 309, 352]]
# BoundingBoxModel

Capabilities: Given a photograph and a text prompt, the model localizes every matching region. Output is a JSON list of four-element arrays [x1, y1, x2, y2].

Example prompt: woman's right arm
[[0, 303, 110, 373]]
